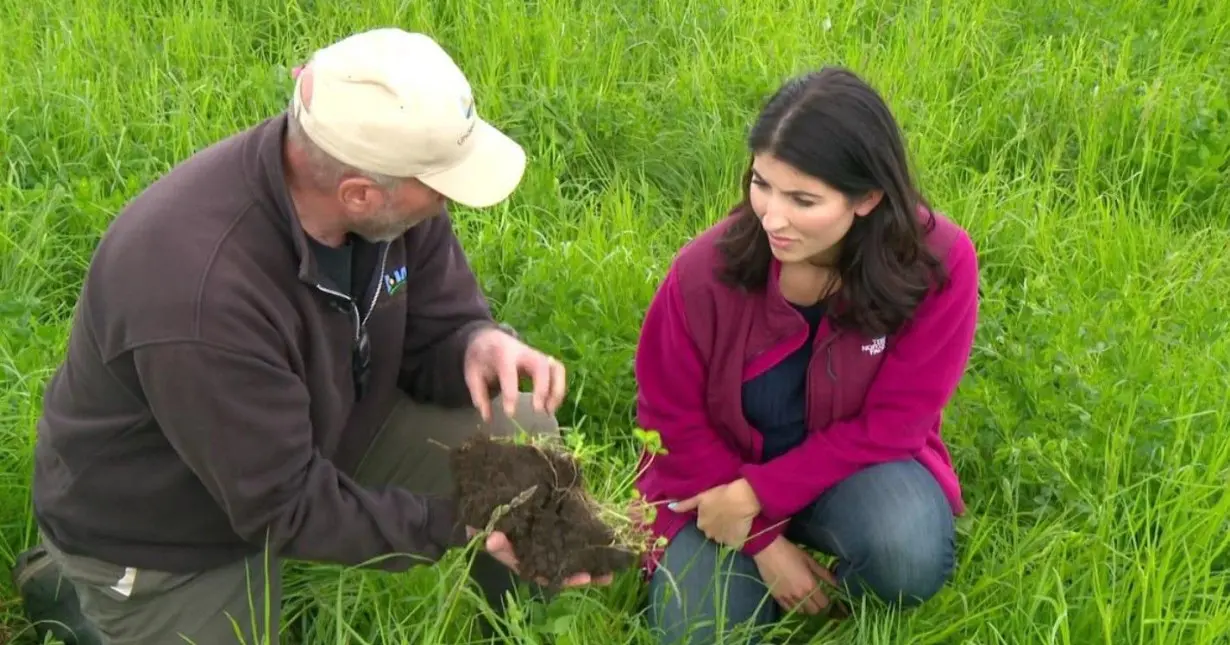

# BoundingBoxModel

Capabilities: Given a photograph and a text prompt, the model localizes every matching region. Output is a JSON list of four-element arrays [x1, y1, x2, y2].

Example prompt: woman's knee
[[797, 460, 957, 607], [854, 523, 954, 607]]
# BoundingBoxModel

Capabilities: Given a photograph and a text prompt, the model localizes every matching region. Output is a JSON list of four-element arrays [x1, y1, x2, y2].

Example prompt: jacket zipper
[[363, 242, 391, 326], [804, 330, 842, 444], [309, 242, 391, 344], [314, 283, 359, 339], [311, 242, 390, 402]]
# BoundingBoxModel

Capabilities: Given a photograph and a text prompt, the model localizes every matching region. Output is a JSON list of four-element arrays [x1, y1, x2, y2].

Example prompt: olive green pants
[[39, 391, 558, 644]]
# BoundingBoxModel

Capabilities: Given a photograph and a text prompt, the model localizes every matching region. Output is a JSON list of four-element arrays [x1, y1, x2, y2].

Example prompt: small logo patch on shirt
[[862, 337, 886, 355], [384, 266, 407, 295]]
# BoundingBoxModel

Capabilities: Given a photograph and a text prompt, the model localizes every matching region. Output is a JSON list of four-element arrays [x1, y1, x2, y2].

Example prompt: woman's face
[[748, 153, 881, 265]]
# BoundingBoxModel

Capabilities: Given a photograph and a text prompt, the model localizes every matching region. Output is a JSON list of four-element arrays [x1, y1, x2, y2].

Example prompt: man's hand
[[463, 327, 566, 422], [668, 478, 762, 547], [465, 527, 614, 588], [752, 536, 838, 615]]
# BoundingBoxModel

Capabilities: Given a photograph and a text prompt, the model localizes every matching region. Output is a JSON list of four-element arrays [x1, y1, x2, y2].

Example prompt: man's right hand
[[752, 536, 838, 615]]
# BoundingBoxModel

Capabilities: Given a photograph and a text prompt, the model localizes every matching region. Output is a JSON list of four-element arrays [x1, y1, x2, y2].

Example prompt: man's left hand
[[466, 527, 613, 588], [463, 326, 566, 422], [669, 478, 762, 548]]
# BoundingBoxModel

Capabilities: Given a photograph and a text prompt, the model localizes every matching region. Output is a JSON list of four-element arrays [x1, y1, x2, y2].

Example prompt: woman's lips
[[767, 233, 796, 249]]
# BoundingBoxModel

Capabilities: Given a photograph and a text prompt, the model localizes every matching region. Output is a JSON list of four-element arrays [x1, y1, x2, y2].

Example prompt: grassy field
[[2, 0, 1229, 643]]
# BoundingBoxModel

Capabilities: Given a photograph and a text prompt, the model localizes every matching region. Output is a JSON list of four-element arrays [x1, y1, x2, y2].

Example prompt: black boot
[[10, 544, 103, 645]]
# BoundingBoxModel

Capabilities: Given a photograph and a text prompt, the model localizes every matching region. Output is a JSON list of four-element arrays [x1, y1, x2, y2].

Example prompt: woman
[[633, 67, 979, 644]]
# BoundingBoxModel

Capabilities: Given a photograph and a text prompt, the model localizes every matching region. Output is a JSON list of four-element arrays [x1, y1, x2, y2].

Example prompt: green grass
[[2, 0, 1229, 642]]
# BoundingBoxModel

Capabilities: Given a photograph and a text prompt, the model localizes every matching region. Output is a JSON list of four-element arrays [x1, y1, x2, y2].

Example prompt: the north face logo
[[862, 337, 886, 355]]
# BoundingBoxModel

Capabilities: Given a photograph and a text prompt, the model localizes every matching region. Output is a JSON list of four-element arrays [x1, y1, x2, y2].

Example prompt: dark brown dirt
[[450, 434, 637, 589]]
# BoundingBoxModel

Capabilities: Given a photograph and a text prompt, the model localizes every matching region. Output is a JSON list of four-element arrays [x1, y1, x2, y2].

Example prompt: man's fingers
[[560, 571, 615, 587], [485, 532, 521, 572], [464, 364, 492, 422], [547, 357, 566, 413], [486, 532, 515, 562], [563, 573, 592, 587], [484, 531, 617, 591], [528, 571, 613, 588], [530, 354, 551, 413], [496, 350, 521, 420]]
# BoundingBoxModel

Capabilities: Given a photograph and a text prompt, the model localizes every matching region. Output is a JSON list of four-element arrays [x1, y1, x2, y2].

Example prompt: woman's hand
[[669, 478, 762, 547], [751, 536, 838, 615]]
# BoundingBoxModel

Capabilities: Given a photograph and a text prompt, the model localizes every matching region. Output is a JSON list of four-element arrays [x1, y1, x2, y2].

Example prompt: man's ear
[[337, 177, 389, 216], [293, 63, 315, 108]]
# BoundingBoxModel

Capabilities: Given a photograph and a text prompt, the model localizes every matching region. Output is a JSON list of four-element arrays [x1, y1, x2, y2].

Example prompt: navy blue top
[[741, 301, 827, 463]]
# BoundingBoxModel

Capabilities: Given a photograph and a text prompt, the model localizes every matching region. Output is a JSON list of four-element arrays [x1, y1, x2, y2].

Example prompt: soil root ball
[[450, 434, 638, 588]]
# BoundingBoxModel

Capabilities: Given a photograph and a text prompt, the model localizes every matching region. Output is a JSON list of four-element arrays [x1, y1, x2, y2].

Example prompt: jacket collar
[[765, 259, 802, 332], [242, 111, 329, 288], [743, 257, 844, 359]]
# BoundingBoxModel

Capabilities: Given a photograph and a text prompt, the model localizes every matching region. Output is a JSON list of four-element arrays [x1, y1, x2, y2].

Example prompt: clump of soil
[[450, 434, 638, 589]]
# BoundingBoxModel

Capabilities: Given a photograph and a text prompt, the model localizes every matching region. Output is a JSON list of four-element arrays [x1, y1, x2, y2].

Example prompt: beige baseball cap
[[291, 28, 526, 208]]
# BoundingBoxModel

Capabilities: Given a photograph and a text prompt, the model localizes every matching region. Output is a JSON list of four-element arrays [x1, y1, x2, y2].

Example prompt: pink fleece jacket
[[632, 208, 979, 574]]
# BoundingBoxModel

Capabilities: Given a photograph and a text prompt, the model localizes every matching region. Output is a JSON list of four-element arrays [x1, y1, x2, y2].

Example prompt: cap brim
[[417, 120, 526, 209]]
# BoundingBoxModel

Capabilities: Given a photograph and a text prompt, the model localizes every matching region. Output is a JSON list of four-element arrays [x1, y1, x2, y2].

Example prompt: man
[[11, 27, 609, 645]]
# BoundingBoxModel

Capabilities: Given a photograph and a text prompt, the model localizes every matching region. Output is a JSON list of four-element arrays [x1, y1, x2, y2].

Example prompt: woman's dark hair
[[716, 67, 947, 338]]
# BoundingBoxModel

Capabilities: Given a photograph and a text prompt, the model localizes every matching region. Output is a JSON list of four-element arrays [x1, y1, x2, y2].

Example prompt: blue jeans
[[646, 459, 956, 644]]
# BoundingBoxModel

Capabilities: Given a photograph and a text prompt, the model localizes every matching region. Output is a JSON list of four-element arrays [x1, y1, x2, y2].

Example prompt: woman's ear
[[854, 189, 884, 217]]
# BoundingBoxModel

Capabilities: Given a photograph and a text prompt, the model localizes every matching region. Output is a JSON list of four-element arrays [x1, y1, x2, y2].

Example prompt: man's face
[[339, 176, 448, 243]]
